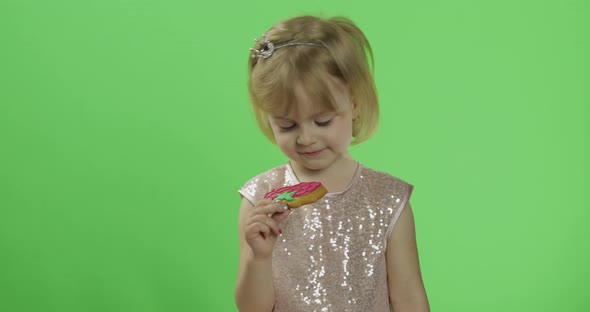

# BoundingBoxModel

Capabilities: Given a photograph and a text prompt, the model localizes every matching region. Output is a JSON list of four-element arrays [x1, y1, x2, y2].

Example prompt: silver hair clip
[[250, 34, 324, 60]]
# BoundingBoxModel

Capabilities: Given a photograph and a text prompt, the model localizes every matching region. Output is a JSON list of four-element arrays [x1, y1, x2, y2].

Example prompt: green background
[[1, 0, 588, 311]]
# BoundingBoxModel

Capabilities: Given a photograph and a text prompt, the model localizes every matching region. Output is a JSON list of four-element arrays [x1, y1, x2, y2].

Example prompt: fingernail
[[281, 204, 288, 209], [274, 198, 281, 203]]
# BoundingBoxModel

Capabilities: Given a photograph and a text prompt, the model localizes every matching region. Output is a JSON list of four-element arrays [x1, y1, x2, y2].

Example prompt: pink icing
[[264, 182, 323, 199]]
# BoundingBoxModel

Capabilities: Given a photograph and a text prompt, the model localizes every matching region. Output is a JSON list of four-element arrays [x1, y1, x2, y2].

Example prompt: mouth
[[299, 148, 325, 156]]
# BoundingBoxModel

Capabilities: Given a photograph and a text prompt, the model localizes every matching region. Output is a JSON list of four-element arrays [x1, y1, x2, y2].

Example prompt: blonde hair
[[247, 15, 379, 145]]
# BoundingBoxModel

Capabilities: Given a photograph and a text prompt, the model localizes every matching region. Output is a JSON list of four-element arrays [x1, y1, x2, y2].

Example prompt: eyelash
[[316, 120, 332, 127], [279, 120, 332, 131]]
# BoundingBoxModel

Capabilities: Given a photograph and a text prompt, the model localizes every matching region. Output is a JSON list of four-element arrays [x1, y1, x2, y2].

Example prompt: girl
[[235, 15, 430, 312]]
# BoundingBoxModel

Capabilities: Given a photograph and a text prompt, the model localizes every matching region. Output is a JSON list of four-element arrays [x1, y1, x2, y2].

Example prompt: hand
[[244, 199, 292, 259]]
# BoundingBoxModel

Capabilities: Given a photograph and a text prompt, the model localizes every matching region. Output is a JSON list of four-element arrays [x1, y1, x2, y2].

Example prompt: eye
[[315, 119, 333, 127], [278, 123, 296, 131]]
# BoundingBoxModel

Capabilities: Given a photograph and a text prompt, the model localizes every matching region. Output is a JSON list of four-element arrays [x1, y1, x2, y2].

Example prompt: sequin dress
[[238, 162, 413, 312]]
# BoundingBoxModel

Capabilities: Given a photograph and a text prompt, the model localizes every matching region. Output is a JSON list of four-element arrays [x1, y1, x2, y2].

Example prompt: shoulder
[[240, 163, 290, 189], [238, 163, 290, 205], [359, 166, 415, 239], [359, 165, 414, 196]]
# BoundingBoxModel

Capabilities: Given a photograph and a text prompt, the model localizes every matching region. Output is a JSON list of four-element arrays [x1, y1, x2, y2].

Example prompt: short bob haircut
[[247, 15, 378, 145]]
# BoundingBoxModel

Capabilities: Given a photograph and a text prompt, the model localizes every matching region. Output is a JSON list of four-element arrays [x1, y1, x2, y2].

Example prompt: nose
[[296, 125, 316, 146]]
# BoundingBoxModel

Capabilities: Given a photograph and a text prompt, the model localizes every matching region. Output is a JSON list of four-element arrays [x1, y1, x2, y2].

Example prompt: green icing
[[275, 191, 296, 202]]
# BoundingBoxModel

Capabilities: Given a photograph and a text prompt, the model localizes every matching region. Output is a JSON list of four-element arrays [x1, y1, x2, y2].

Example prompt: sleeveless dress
[[238, 162, 413, 312]]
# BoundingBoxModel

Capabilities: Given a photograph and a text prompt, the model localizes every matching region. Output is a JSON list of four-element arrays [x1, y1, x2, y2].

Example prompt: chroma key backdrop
[[1, 0, 588, 311]]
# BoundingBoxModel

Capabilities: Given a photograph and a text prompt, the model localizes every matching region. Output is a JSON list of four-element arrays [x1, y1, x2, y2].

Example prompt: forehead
[[271, 106, 330, 121], [270, 76, 350, 118]]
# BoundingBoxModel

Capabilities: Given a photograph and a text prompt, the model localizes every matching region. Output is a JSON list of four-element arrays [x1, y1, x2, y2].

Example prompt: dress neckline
[[286, 161, 363, 196]]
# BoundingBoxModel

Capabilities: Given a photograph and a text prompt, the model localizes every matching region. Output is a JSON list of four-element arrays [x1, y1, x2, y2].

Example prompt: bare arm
[[386, 201, 430, 312], [234, 197, 290, 312]]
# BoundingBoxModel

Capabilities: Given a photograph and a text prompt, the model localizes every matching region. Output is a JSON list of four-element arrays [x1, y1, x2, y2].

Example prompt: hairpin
[[249, 34, 324, 60]]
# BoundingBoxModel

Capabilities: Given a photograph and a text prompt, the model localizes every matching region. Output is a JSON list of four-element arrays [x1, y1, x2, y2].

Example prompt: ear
[[348, 89, 358, 115], [352, 99, 359, 119]]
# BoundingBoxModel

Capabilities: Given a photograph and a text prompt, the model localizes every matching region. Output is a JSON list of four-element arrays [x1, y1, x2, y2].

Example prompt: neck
[[289, 157, 359, 193]]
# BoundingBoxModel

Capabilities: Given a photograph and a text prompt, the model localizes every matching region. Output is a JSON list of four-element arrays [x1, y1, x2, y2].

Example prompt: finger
[[253, 202, 289, 216], [248, 215, 280, 236], [271, 208, 291, 223], [249, 199, 274, 217], [246, 222, 271, 240], [254, 198, 275, 207]]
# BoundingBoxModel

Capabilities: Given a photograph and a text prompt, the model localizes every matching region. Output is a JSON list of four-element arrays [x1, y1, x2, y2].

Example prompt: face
[[267, 79, 355, 174]]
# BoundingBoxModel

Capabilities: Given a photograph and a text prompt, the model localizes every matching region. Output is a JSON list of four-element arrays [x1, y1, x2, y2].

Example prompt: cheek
[[272, 131, 292, 149], [269, 125, 281, 142], [330, 120, 354, 142]]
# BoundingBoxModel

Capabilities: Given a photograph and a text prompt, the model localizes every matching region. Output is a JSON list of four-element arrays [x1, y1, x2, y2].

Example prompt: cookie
[[264, 182, 327, 208]]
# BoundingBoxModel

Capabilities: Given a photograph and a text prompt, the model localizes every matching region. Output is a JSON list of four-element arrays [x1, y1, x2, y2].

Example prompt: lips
[[300, 148, 325, 156]]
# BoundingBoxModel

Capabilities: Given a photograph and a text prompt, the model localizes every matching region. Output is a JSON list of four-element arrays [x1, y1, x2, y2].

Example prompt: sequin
[[238, 163, 413, 312]]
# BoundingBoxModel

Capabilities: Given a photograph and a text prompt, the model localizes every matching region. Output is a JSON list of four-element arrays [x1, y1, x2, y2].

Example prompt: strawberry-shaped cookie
[[264, 182, 327, 208]]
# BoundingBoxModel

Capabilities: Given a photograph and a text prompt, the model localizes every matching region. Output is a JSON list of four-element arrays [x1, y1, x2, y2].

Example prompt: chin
[[295, 158, 335, 171]]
